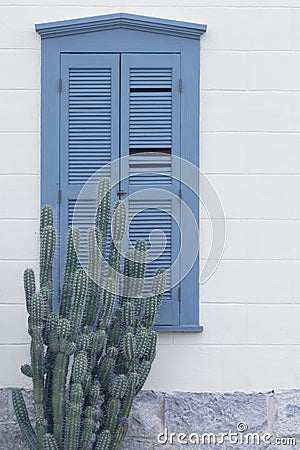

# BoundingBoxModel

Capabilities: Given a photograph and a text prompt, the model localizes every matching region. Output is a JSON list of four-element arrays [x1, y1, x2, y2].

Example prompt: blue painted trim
[[154, 325, 204, 333], [35, 12, 207, 40], [179, 38, 201, 330], [40, 38, 61, 308]]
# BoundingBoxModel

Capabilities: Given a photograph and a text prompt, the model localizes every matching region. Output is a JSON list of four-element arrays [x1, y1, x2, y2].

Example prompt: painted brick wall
[[0, 0, 299, 393]]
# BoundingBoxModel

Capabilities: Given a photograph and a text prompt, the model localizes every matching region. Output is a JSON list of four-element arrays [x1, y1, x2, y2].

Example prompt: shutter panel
[[120, 54, 181, 326], [60, 54, 119, 277]]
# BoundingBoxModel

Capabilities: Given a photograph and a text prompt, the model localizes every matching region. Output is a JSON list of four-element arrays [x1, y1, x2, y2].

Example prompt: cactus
[[79, 405, 98, 450], [59, 227, 80, 319], [111, 419, 128, 450], [97, 355, 115, 389], [40, 204, 54, 234], [83, 228, 101, 329], [69, 269, 88, 340], [88, 330, 106, 373], [105, 398, 121, 434], [64, 383, 84, 450], [143, 294, 160, 329], [98, 278, 117, 329], [24, 268, 36, 313], [12, 389, 39, 450], [94, 429, 111, 450], [13, 177, 166, 450], [144, 330, 158, 363], [108, 375, 128, 399], [40, 225, 56, 289], [71, 351, 88, 384], [121, 332, 136, 362], [21, 363, 33, 378], [43, 434, 59, 450]]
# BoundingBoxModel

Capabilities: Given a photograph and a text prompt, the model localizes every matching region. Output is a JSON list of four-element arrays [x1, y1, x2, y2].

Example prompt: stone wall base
[[1, 389, 300, 449]]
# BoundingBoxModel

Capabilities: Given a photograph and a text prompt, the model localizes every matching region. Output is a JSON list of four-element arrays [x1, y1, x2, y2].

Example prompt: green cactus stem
[[83, 228, 101, 329], [122, 239, 146, 302], [36, 414, 48, 449], [144, 330, 158, 363], [120, 385, 135, 420], [29, 293, 46, 446], [88, 330, 106, 374], [79, 406, 97, 450], [111, 419, 128, 450], [94, 429, 111, 450], [43, 313, 59, 432], [105, 397, 121, 434], [71, 351, 88, 384], [131, 239, 147, 298], [136, 328, 149, 359], [121, 332, 136, 363], [152, 268, 166, 303], [98, 279, 117, 329], [40, 225, 56, 289], [108, 375, 128, 399], [95, 177, 111, 259], [107, 240, 121, 284], [21, 363, 33, 378], [111, 201, 126, 242], [64, 383, 84, 450], [52, 318, 73, 448], [143, 294, 160, 329], [41, 285, 52, 318], [121, 302, 135, 328], [24, 268, 36, 314], [60, 226, 80, 319], [69, 269, 88, 340], [52, 351, 69, 447], [97, 355, 114, 390], [136, 360, 152, 393], [42, 433, 59, 450], [107, 308, 122, 348], [12, 389, 39, 450], [40, 205, 54, 235], [88, 382, 101, 406]]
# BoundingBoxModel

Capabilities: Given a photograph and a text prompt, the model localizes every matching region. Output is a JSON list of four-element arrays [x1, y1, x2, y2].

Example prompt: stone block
[[127, 391, 164, 439], [274, 390, 300, 437], [165, 392, 268, 436]]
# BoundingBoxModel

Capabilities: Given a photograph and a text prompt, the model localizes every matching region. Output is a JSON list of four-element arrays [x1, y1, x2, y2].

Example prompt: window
[[36, 13, 206, 331]]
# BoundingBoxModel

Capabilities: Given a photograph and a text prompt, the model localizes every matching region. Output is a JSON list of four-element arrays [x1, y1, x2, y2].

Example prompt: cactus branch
[[12, 389, 39, 450]]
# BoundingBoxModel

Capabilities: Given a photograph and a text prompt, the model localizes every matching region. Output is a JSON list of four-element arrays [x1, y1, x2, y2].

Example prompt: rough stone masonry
[[0, 389, 300, 449]]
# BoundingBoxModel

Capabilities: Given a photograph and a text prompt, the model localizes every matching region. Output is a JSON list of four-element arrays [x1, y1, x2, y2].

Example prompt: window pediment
[[35, 12, 207, 40]]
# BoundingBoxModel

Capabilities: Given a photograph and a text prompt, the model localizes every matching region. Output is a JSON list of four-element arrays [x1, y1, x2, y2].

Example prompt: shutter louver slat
[[129, 69, 172, 151], [129, 200, 172, 302], [68, 68, 112, 184], [128, 66, 173, 185]]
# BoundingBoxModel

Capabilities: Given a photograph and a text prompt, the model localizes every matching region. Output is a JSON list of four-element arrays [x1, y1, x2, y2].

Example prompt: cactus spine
[[13, 178, 166, 450]]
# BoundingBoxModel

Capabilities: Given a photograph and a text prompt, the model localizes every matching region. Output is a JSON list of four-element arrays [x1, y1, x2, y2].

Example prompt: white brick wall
[[0, 0, 299, 393]]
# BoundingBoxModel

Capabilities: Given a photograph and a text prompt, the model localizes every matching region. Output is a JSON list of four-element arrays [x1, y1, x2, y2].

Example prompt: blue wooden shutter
[[59, 53, 120, 280], [120, 54, 181, 326]]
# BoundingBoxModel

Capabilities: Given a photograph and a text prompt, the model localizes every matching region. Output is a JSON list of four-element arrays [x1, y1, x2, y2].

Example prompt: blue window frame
[[36, 13, 207, 332]]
